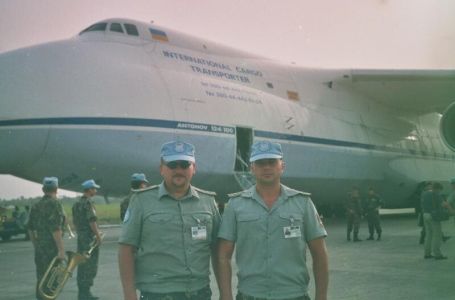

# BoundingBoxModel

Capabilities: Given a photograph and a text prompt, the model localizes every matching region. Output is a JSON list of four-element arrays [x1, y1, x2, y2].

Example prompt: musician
[[72, 179, 103, 300], [27, 177, 65, 300]]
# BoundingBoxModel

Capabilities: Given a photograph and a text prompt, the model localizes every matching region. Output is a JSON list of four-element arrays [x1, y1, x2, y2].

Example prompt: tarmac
[[1, 215, 454, 300]]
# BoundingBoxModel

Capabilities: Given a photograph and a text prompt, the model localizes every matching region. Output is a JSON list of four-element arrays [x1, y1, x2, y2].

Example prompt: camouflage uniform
[[364, 194, 383, 240], [72, 196, 99, 293], [345, 195, 363, 241], [120, 192, 133, 221], [27, 195, 65, 300]]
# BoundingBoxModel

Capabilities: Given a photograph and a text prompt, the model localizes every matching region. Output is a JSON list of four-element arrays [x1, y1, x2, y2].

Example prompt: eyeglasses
[[253, 159, 280, 166], [165, 160, 192, 170]]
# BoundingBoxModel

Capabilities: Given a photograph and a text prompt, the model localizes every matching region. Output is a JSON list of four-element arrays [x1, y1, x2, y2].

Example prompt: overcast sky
[[1, 0, 455, 199]]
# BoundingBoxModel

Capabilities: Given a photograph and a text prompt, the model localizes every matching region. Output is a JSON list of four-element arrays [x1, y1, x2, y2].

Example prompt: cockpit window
[[124, 24, 139, 36], [79, 22, 107, 34], [110, 23, 124, 33]]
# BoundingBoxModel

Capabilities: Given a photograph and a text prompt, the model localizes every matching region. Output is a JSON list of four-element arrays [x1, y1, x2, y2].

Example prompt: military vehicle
[[0, 205, 29, 241]]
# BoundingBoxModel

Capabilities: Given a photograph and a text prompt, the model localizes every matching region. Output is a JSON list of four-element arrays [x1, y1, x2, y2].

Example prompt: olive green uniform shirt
[[27, 195, 65, 246], [72, 196, 97, 235], [218, 184, 327, 299], [120, 191, 134, 221], [119, 182, 221, 293]]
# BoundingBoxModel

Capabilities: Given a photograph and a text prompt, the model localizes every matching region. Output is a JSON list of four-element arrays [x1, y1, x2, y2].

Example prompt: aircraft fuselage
[[1, 18, 454, 209]]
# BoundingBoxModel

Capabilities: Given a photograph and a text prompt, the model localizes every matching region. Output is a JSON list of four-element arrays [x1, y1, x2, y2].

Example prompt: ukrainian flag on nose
[[149, 28, 169, 42]]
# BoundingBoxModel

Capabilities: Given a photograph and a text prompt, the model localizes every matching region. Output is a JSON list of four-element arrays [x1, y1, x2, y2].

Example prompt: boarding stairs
[[233, 153, 255, 190], [234, 171, 256, 190]]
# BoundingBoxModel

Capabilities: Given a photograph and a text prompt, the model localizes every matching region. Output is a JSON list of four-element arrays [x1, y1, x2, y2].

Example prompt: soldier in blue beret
[[72, 179, 103, 300], [218, 140, 328, 300], [27, 177, 66, 300], [119, 141, 221, 300], [120, 173, 149, 221]]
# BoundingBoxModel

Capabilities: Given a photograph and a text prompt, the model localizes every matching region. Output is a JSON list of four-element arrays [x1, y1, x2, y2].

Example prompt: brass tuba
[[38, 233, 104, 300]]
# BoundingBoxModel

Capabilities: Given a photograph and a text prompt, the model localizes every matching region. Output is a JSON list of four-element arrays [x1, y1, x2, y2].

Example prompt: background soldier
[[447, 178, 455, 214], [345, 187, 363, 242], [418, 182, 450, 244], [119, 141, 221, 300], [364, 187, 383, 240], [444, 178, 455, 220], [120, 173, 149, 221], [12, 205, 20, 221], [72, 179, 103, 300], [421, 182, 447, 260], [417, 182, 433, 244], [27, 177, 65, 300]]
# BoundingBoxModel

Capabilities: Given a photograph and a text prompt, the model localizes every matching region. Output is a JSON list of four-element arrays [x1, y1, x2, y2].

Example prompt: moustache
[[172, 174, 186, 178]]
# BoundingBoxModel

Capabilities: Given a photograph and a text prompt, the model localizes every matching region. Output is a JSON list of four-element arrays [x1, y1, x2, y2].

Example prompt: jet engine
[[440, 102, 455, 152]]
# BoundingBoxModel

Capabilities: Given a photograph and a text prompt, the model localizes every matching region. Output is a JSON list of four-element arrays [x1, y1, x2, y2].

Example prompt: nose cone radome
[[0, 44, 63, 174], [0, 125, 49, 174]]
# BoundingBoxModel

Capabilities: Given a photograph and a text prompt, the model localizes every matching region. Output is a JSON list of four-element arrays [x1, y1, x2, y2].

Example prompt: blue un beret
[[42, 177, 58, 188], [160, 141, 195, 163], [250, 140, 283, 162], [82, 179, 100, 190], [131, 173, 148, 183]]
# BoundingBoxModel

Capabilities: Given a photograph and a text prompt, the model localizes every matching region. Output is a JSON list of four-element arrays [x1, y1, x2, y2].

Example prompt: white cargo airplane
[[1, 18, 455, 212]]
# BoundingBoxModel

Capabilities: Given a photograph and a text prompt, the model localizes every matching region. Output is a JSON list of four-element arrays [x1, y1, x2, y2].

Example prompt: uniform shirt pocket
[[237, 213, 263, 238], [148, 213, 173, 223], [278, 212, 303, 223], [143, 213, 176, 248], [238, 214, 261, 222]]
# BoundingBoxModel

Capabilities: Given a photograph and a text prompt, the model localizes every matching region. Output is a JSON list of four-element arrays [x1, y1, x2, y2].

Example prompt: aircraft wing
[[338, 69, 455, 113]]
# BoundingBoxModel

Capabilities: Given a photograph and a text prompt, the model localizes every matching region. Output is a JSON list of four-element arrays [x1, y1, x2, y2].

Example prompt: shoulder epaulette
[[193, 186, 216, 196], [228, 191, 243, 198], [133, 185, 159, 193], [294, 191, 311, 197], [285, 186, 311, 197]]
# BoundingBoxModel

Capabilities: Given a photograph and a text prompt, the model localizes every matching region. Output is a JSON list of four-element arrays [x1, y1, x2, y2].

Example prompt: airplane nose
[[0, 46, 53, 174], [0, 36, 163, 186], [0, 41, 78, 120], [0, 125, 49, 174]]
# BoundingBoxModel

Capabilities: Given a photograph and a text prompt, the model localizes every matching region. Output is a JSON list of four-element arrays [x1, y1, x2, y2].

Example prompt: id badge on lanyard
[[283, 217, 301, 239], [191, 217, 207, 240]]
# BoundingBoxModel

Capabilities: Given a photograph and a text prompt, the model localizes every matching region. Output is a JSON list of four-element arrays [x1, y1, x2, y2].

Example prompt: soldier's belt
[[140, 285, 211, 300], [236, 292, 310, 300]]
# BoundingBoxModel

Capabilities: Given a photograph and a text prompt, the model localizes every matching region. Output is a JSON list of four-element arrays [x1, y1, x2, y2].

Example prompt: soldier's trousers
[[34, 244, 57, 300], [366, 211, 382, 237], [140, 285, 211, 300], [77, 234, 99, 290], [347, 213, 361, 235], [423, 213, 443, 257]]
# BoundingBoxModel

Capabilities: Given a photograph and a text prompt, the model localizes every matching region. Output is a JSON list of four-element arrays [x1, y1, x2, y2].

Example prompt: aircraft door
[[235, 126, 253, 171]]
